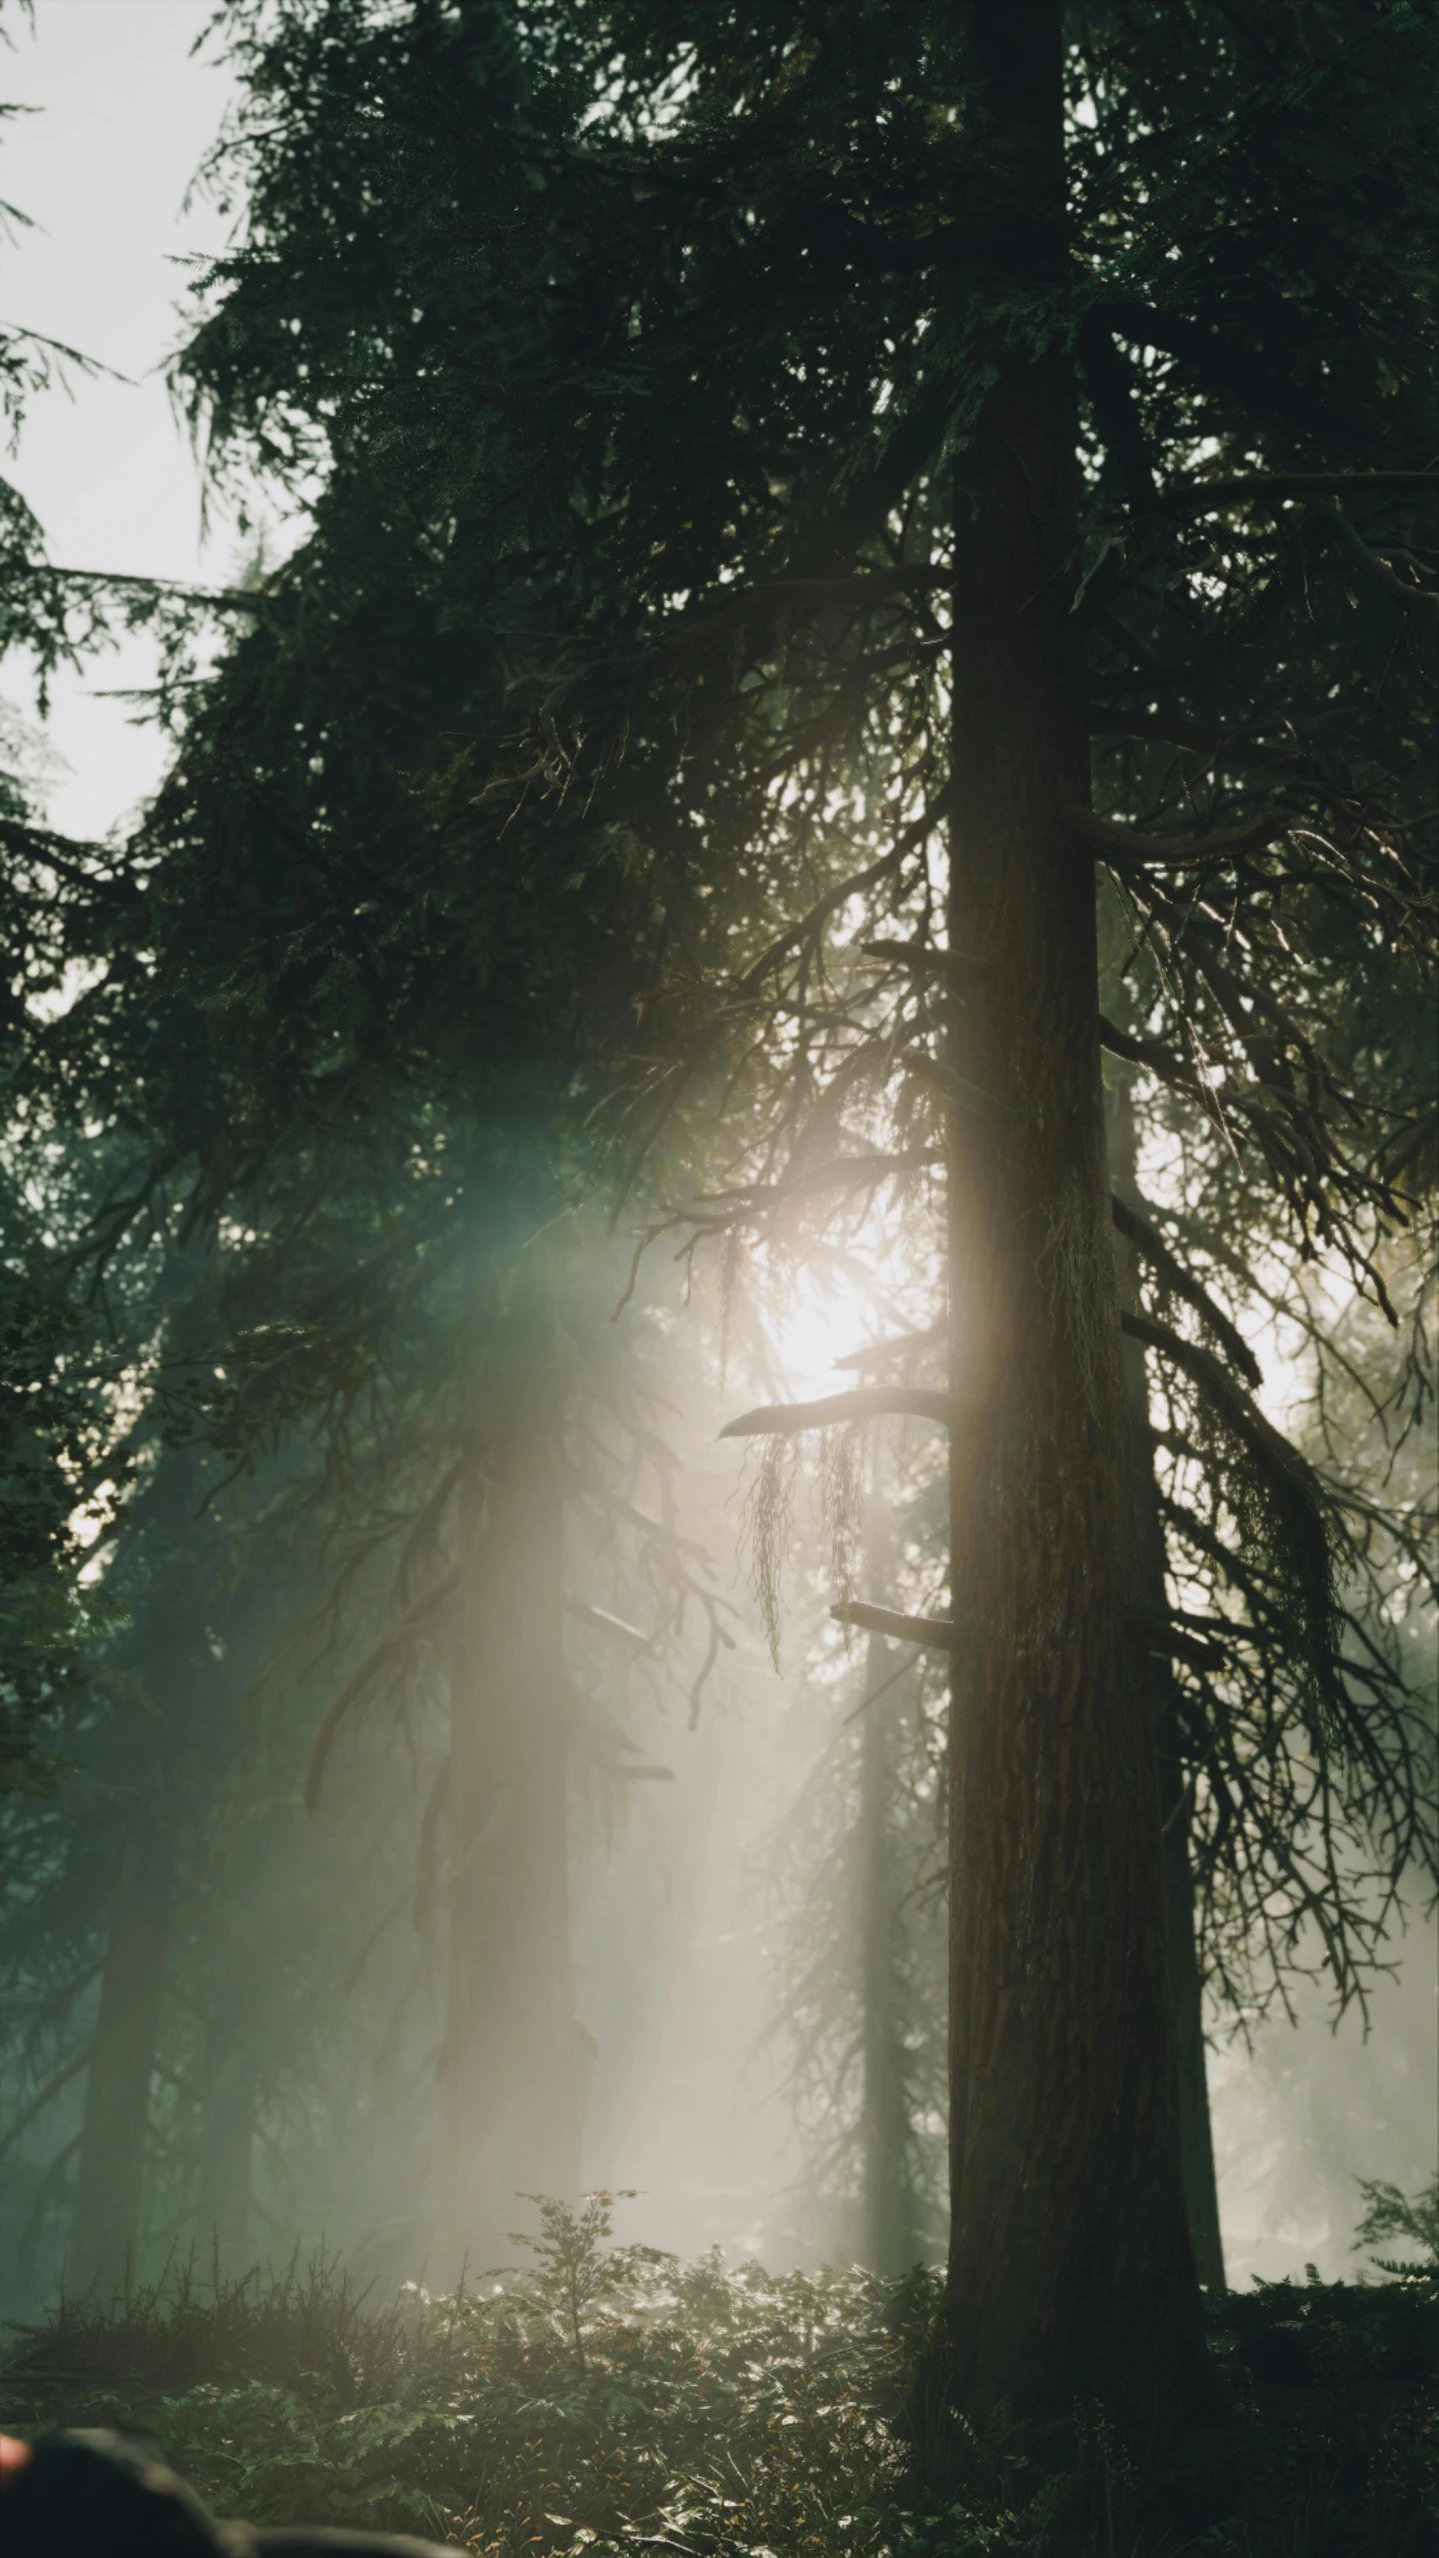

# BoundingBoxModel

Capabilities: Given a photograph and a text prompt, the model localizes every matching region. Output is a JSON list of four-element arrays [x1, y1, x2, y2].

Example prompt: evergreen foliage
[[0, 0, 1434, 2450], [2, 2194, 1436, 2555], [118, 0, 1437, 2053]]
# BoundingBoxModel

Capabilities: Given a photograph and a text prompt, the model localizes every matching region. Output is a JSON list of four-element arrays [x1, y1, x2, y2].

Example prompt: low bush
[[2, 2193, 1435, 2556]]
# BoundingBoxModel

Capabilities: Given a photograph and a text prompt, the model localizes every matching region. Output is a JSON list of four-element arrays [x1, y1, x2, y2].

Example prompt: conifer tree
[[16, 0, 1432, 2416], [360, 0, 1431, 2413]]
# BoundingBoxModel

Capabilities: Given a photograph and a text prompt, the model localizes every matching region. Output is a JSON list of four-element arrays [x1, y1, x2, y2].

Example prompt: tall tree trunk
[[859, 1624, 911, 2276], [1107, 1077, 1227, 2293], [196, 2027, 256, 2271], [64, 1823, 176, 2297], [858, 1463, 915, 2276], [437, 1303, 580, 2281], [65, 1446, 213, 2297], [942, 0, 1205, 2418]]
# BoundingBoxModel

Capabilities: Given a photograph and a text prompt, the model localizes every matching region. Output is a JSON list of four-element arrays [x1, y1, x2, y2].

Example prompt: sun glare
[[773, 1275, 857, 1396]]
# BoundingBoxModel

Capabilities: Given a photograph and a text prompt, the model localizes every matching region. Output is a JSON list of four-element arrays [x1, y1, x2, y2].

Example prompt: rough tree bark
[[65, 1448, 214, 2297], [858, 1466, 916, 2278], [64, 1824, 177, 2297], [1108, 1076, 1227, 2294], [941, 0, 1206, 2417], [196, 2025, 257, 2270], [437, 1300, 581, 2280]]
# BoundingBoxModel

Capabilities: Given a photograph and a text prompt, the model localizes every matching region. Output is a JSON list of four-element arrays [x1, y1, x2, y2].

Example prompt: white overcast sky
[[3, 0, 238, 840]]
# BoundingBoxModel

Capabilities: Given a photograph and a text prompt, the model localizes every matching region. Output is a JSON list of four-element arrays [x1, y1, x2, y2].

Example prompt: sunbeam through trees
[[0, 5, 1435, 2553]]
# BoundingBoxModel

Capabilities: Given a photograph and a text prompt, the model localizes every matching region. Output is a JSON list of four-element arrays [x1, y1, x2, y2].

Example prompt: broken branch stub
[[832, 1601, 970, 1652]]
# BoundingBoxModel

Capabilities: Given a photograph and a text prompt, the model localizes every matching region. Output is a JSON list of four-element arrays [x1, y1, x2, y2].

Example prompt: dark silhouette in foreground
[[0, 2429, 460, 2557]]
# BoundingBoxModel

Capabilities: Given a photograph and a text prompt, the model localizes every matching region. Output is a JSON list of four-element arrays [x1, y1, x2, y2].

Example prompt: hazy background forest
[[1, 24, 1437, 2558], [1, 0, 1433, 2333]]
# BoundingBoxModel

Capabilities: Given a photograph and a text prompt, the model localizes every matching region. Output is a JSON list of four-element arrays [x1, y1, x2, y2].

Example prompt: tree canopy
[[0, 0, 1434, 2440]]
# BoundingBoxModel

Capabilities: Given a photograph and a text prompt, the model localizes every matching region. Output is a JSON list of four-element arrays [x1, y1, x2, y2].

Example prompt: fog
[[0, 1243, 1432, 2316], [0, 0, 1433, 2324]]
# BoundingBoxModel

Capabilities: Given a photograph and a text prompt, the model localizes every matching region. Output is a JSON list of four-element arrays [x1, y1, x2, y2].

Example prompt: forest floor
[[0, 2201, 1434, 2557]]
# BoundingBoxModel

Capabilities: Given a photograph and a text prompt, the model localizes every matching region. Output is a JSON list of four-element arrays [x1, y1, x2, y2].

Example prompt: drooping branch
[[1166, 469, 1439, 509], [1075, 806, 1290, 870], [1087, 706, 1228, 753], [0, 816, 139, 905], [1112, 1195, 1261, 1387], [661, 565, 950, 653], [1099, 1015, 1208, 1106], [858, 938, 991, 978], [1122, 1314, 1298, 1479], [305, 1570, 459, 1815], [1307, 504, 1439, 616], [0, 2039, 95, 2162], [547, 568, 955, 731], [611, 808, 947, 1218], [694, 1149, 938, 1218], [1124, 1310, 1340, 1715]]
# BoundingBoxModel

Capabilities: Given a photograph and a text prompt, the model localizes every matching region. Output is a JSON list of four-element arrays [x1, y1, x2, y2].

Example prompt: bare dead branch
[[1128, 1607, 1231, 1673], [831, 1601, 967, 1651], [567, 1597, 652, 1651], [833, 1321, 945, 1371], [721, 1384, 975, 1437]]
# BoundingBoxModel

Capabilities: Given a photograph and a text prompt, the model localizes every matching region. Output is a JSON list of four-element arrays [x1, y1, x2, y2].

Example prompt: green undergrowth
[[1, 2193, 1436, 2557]]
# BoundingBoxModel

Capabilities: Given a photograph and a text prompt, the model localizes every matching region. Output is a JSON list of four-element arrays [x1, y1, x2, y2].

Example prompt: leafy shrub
[[2, 2195, 1436, 2556], [1353, 2175, 1439, 2281]]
